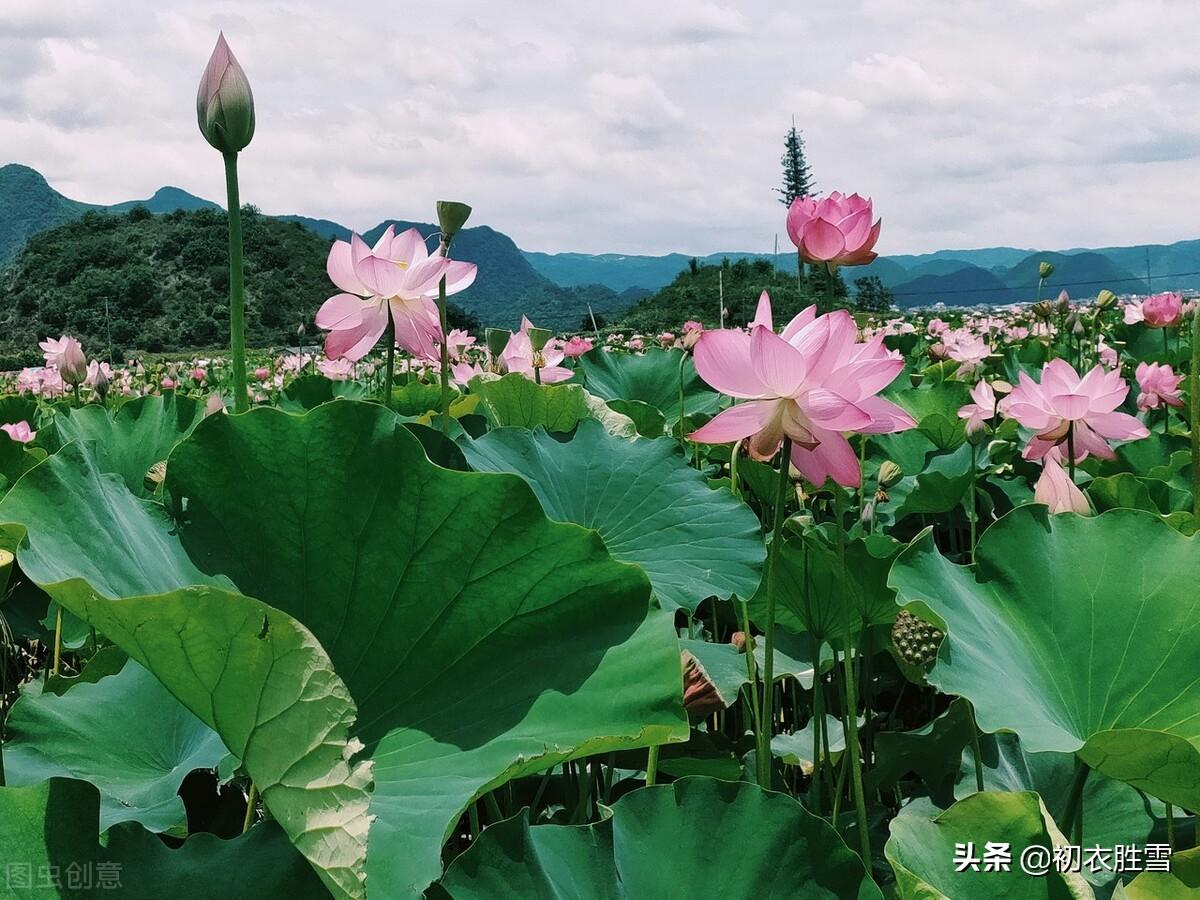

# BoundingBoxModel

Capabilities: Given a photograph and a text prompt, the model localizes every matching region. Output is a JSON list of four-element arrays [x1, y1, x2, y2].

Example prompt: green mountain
[[0, 165, 98, 265]]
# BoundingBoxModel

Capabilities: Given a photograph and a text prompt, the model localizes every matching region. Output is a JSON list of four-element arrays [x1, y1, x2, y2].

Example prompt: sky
[[4, 0, 1200, 257]]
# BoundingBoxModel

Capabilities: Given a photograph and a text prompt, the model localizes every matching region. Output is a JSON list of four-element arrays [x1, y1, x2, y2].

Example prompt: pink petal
[[750, 325, 808, 396], [800, 218, 846, 262], [790, 429, 861, 488], [803, 388, 873, 431], [325, 299, 388, 361], [1087, 411, 1150, 442], [326, 240, 369, 296], [315, 293, 364, 330], [693, 330, 769, 399], [750, 291, 773, 331], [689, 400, 780, 445]]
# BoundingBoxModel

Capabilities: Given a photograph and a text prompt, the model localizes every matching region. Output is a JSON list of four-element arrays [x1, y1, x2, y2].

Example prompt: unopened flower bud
[[436, 201, 472, 242], [196, 33, 255, 154], [1057, 290, 1071, 314], [1095, 289, 1117, 309], [928, 342, 949, 362], [878, 460, 903, 489], [860, 499, 875, 527], [1032, 301, 1054, 320], [1038, 261, 1054, 279], [730, 631, 747, 652]]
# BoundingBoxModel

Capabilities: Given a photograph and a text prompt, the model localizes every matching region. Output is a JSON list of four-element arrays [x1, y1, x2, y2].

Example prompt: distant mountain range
[[3, 163, 1199, 323]]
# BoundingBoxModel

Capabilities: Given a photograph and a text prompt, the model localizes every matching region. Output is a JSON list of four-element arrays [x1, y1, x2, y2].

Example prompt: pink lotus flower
[[315, 226, 477, 362], [1135, 362, 1184, 410], [191, 367, 207, 382], [926, 318, 949, 337], [318, 357, 355, 380], [40, 335, 86, 385], [253, 366, 270, 381], [1, 421, 36, 444], [1034, 449, 1090, 515], [562, 336, 594, 359], [445, 329, 476, 360], [958, 380, 997, 436], [1096, 338, 1118, 369], [999, 359, 1148, 463], [451, 361, 485, 387], [161, 377, 177, 390], [786, 192, 881, 268], [1140, 292, 1183, 328], [500, 317, 572, 383], [688, 295, 914, 488], [943, 328, 989, 375]]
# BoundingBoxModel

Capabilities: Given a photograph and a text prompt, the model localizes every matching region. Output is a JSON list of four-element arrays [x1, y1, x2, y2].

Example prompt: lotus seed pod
[[892, 609, 944, 668], [528, 327, 554, 353], [878, 460, 903, 489], [1039, 261, 1055, 279], [1095, 289, 1117, 309], [436, 201, 472, 241], [485, 328, 511, 357]]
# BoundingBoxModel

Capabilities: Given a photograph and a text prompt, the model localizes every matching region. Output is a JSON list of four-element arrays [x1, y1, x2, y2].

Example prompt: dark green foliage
[[618, 257, 847, 333], [853, 275, 894, 312], [0, 206, 329, 362], [0, 164, 97, 265], [776, 123, 815, 207]]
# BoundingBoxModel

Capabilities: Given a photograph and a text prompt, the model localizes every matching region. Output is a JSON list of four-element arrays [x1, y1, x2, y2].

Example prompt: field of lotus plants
[[1, 33, 1199, 900]]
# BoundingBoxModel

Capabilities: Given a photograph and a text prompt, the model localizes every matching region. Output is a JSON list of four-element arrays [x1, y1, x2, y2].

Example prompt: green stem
[[645, 745, 660, 786], [1060, 758, 1090, 839], [242, 782, 256, 833], [1167, 803, 1176, 851], [51, 606, 63, 676], [968, 704, 985, 793], [1066, 422, 1076, 484], [436, 238, 454, 434], [222, 152, 249, 414], [968, 442, 978, 565], [678, 354, 688, 456], [484, 790, 504, 824], [1191, 305, 1200, 516], [757, 436, 793, 787], [811, 637, 825, 816], [1164, 327, 1171, 361], [736, 598, 763, 753], [835, 488, 872, 864], [382, 308, 396, 410]]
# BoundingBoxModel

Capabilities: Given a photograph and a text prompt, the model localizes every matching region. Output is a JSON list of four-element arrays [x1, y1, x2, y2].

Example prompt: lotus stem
[[811, 635, 825, 815], [968, 703, 985, 793], [437, 262, 452, 434], [1166, 803, 1176, 851], [242, 782, 256, 833], [383, 307, 396, 410], [1066, 422, 1076, 484], [645, 744, 660, 786], [757, 435, 793, 786], [678, 353, 687, 456], [222, 152, 249, 414], [1191, 305, 1200, 516], [51, 606, 63, 676], [968, 442, 978, 565], [835, 488, 872, 864], [1061, 758, 1089, 840], [736, 597, 763, 752]]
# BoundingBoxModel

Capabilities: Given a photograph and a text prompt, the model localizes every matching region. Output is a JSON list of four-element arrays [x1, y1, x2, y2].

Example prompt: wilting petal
[[689, 400, 781, 446], [1034, 457, 1091, 515], [790, 428, 861, 488], [693, 330, 769, 399]]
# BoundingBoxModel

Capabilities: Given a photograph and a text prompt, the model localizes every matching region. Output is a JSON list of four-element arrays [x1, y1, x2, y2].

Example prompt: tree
[[776, 120, 815, 207], [853, 275, 894, 313]]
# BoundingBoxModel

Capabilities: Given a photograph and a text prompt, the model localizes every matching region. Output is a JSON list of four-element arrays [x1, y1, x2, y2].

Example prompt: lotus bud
[[254, 366, 270, 381], [1095, 289, 1117, 309], [528, 327, 554, 353], [91, 363, 110, 400], [196, 33, 255, 154], [1070, 314, 1085, 338], [485, 328, 511, 357], [927, 342, 948, 362], [878, 460, 903, 489], [860, 499, 875, 527], [1031, 301, 1054, 320], [1038, 261, 1054, 279], [297, 322, 307, 338], [730, 631, 747, 652], [1057, 290, 1071, 314], [436, 201, 472, 243]]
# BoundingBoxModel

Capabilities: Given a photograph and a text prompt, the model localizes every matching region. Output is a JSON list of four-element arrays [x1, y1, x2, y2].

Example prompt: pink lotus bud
[[192, 367, 207, 382], [254, 366, 270, 381], [196, 33, 255, 154], [39, 335, 86, 385], [161, 377, 177, 390], [1, 421, 36, 444]]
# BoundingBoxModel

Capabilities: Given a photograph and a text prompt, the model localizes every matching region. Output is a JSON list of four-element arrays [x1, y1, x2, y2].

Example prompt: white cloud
[[1, 0, 1197, 255]]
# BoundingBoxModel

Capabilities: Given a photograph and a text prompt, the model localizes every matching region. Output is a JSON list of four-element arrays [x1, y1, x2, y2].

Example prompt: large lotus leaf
[[0, 778, 328, 898], [469, 373, 591, 431], [0, 430, 45, 493], [52, 392, 205, 496], [890, 506, 1200, 810], [886, 791, 1094, 899], [278, 374, 369, 412], [0, 444, 372, 900], [438, 776, 883, 899], [957, 732, 1156, 887], [889, 443, 978, 518], [1115, 848, 1200, 899], [4, 660, 227, 834], [164, 401, 686, 896], [748, 524, 902, 642], [461, 420, 764, 613], [575, 347, 720, 424], [868, 699, 976, 806]]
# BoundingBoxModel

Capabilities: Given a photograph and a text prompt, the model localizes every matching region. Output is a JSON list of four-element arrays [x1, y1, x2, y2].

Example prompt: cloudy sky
[[4, 0, 1199, 256]]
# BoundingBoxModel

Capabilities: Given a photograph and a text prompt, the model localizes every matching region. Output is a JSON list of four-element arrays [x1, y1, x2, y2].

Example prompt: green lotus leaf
[[957, 732, 1158, 887], [886, 791, 1094, 899], [889, 443, 978, 518], [1114, 848, 1200, 899], [0, 430, 45, 493], [575, 347, 719, 425], [53, 393, 205, 497], [0, 778, 328, 898], [606, 398, 666, 438], [278, 374, 369, 412], [890, 505, 1200, 809], [438, 776, 883, 899], [469, 373, 590, 431], [83, 399, 682, 897], [868, 698, 976, 806], [0, 443, 374, 899], [4, 659, 227, 834], [462, 420, 764, 613]]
